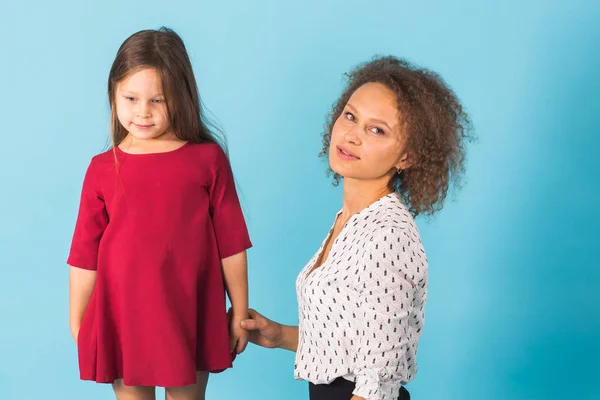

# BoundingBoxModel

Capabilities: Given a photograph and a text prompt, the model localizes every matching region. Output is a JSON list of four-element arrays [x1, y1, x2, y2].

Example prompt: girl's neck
[[119, 132, 185, 153]]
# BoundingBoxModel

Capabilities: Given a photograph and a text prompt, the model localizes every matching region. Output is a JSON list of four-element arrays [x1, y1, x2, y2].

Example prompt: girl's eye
[[370, 127, 385, 135], [125, 96, 135, 102], [344, 112, 355, 121], [152, 99, 164, 104]]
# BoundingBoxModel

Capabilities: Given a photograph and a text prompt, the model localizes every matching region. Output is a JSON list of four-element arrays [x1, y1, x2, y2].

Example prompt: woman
[[240, 56, 473, 400]]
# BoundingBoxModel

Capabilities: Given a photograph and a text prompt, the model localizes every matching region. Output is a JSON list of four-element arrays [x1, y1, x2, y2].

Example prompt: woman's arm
[[352, 227, 427, 399], [69, 266, 97, 343], [279, 323, 299, 352], [240, 309, 299, 352]]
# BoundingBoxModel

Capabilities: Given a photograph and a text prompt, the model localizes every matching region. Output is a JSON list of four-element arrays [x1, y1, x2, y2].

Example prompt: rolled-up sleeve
[[352, 227, 427, 399]]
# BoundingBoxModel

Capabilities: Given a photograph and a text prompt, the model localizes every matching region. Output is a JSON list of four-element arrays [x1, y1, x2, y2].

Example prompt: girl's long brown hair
[[108, 27, 224, 148]]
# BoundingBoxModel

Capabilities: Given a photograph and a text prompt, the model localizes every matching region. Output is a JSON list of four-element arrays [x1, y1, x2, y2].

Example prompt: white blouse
[[294, 193, 428, 400]]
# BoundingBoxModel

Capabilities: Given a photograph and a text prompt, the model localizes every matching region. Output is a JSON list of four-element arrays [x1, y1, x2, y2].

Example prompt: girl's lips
[[134, 123, 153, 130]]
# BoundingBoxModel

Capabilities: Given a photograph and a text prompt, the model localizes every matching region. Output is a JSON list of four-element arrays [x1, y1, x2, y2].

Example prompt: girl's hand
[[70, 326, 80, 344], [229, 311, 249, 354], [239, 308, 283, 349]]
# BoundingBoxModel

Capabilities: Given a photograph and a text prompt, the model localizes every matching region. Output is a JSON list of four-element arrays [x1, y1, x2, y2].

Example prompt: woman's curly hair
[[320, 56, 475, 217]]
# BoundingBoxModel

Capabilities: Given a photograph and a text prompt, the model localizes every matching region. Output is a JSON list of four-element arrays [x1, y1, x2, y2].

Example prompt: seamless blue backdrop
[[0, 1, 599, 399]]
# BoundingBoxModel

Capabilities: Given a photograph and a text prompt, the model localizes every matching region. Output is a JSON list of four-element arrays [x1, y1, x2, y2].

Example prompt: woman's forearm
[[279, 324, 299, 352]]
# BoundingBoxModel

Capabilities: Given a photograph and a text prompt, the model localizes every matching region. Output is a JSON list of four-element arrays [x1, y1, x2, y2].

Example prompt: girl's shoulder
[[185, 141, 230, 168], [186, 141, 225, 157], [84, 148, 115, 174], [91, 148, 115, 164]]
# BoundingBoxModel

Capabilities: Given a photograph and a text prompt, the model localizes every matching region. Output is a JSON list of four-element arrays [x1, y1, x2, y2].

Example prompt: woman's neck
[[339, 178, 394, 221]]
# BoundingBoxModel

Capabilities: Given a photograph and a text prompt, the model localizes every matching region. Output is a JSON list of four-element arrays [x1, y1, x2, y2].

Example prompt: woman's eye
[[345, 112, 355, 121]]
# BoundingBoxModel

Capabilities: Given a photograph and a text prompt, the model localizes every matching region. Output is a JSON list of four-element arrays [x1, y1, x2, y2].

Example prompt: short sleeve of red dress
[[208, 147, 252, 258], [67, 157, 109, 270]]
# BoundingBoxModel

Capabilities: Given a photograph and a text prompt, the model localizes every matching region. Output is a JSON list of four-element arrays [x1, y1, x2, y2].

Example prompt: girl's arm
[[222, 251, 249, 353], [222, 251, 249, 316], [69, 266, 97, 343], [67, 158, 107, 344]]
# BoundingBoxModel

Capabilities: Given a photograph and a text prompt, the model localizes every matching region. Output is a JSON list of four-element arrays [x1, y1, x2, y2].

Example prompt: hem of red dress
[[219, 240, 253, 260], [66, 257, 97, 271], [79, 362, 234, 387]]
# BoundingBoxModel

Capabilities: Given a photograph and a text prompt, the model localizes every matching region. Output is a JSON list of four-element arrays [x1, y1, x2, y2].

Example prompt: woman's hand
[[238, 309, 283, 349]]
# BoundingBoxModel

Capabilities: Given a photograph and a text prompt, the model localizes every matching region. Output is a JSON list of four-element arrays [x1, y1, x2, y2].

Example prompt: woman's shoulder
[[367, 194, 428, 278], [368, 193, 419, 237], [360, 194, 425, 260]]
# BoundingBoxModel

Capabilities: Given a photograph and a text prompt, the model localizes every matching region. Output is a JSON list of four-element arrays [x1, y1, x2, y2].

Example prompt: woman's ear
[[396, 151, 412, 171]]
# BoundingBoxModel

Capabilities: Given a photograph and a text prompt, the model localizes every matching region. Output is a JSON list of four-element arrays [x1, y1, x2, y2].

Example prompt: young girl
[[240, 56, 474, 400], [67, 27, 251, 400]]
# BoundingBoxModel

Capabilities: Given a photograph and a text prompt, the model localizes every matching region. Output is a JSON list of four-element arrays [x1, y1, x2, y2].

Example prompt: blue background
[[1, 1, 599, 399]]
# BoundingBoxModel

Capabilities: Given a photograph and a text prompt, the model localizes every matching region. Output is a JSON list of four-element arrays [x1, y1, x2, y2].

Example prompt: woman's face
[[329, 82, 410, 184]]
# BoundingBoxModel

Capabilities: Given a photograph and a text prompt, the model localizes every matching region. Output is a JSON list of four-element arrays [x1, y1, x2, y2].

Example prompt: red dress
[[67, 142, 252, 387]]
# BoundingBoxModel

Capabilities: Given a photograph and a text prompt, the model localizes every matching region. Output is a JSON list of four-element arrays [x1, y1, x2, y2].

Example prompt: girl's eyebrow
[[120, 89, 164, 97]]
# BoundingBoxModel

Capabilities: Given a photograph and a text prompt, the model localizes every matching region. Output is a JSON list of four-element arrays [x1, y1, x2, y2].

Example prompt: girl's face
[[329, 82, 410, 184], [115, 68, 171, 140]]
